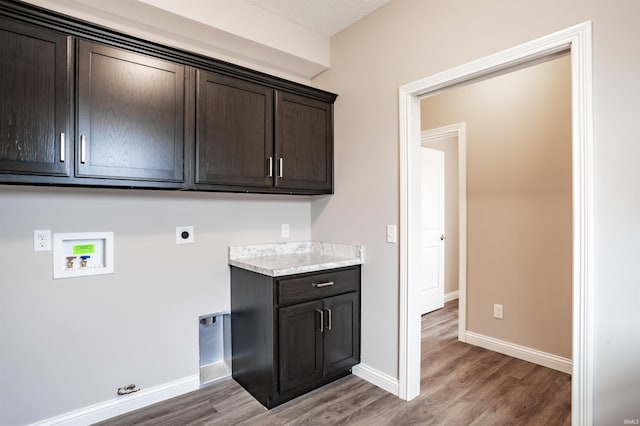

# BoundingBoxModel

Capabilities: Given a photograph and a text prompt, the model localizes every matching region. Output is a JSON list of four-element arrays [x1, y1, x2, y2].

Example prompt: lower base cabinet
[[230, 265, 361, 408]]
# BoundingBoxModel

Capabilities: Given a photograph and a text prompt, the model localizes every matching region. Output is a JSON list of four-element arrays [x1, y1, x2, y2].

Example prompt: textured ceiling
[[246, 0, 392, 36]]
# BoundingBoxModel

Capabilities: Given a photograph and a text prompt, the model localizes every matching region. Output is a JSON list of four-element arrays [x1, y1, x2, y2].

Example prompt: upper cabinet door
[[275, 92, 333, 193], [195, 70, 274, 188], [76, 40, 185, 183], [0, 19, 71, 177]]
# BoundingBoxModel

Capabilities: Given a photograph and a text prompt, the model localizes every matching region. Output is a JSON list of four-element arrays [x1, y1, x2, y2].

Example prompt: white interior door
[[420, 147, 445, 315]]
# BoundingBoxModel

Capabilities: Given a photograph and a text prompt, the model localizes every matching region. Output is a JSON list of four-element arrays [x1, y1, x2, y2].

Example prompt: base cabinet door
[[323, 292, 360, 376], [0, 18, 71, 178], [76, 40, 186, 184], [278, 300, 323, 393], [278, 292, 360, 395]]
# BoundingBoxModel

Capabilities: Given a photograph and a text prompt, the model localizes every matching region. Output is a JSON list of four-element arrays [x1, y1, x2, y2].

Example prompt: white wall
[[0, 186, 310, 425], [310, 0, 640, 423]]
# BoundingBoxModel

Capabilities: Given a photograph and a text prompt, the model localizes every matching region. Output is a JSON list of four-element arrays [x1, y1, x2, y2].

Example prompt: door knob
[[440, 234, 445, 240]]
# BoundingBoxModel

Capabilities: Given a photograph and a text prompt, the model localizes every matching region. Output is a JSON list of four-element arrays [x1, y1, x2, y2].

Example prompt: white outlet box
[[281, 224, 290, 238], [34, 230, 52, 252], [494, 304, 504, 319], [176, 226, 194, 244]]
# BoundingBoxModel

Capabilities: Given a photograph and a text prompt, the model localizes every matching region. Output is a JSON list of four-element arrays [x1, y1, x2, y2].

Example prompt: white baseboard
[[465, 331, 572, 374], [444, 290, 459, 303], [352, 363, 399, 396], [30, 374, 200, 426]]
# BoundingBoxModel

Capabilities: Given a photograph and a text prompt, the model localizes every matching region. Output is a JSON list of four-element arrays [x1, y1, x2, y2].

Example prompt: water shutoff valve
[[80, 255, 91, 268], [66, 256, 76, 269]]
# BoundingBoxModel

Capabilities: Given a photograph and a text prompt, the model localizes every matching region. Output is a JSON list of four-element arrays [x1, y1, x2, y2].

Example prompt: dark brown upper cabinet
[[195, 71, 334, 195], [275, 91, 333, 193], [195, 70, 274, 189], [0, 18, 72, 180], [76, 40, 186, 186], [0, 1, 336, 193]]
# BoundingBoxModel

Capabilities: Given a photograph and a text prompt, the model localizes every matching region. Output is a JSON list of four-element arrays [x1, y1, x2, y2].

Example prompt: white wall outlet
[[493, 304, 504, 319], [386, 225, 397, 243], [34, 230, 52, 252], [281, 223, 290, 238], [176, 226, 194, 244]]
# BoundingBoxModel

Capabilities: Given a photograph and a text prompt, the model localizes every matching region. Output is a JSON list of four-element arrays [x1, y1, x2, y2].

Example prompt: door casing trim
[[398, 21, 594, 426]]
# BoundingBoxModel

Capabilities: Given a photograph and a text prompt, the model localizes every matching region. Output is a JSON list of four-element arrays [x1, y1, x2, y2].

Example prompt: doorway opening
[[419, 124, 465, 326], [398, 22, 594, 425]]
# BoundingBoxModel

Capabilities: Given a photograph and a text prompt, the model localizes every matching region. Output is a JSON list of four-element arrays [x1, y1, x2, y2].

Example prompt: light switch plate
[[386, 225, 397, 243], [281, 224, 290, 238], [494, 304, 504, 319]]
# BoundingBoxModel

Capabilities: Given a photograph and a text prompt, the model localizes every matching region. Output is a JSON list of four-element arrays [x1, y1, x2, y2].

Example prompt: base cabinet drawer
[[230, 265, 361, 408], [278, 267, 360, 305]]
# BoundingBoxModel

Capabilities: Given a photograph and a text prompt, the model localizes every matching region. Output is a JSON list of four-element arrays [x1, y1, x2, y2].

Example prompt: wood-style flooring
[[96, 300, 571, 425]]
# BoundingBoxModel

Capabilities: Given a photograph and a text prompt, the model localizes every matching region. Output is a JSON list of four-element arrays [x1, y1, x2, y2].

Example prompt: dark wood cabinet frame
[[0, 0, 337, 194], [230, 265, 361, 408]]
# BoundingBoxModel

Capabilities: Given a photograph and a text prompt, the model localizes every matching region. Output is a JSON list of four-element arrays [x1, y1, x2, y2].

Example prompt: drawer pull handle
[[313, 281, 334, 288], [316, 309, 324, 333], [325, 308, 332, 331]]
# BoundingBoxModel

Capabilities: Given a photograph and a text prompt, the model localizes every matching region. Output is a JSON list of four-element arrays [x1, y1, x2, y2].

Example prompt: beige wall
[[311, 0, 640, 423], [421, 135, 459, 297], [421, 55, 572, 358], [21, 0, 328, 83]]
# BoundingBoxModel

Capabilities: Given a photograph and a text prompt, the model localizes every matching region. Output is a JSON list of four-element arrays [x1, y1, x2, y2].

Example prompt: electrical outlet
[[281, 224, 290, 238], [33, 230, 52, 252], [493, 304, 504, 319], [176, 226, 194, 244]]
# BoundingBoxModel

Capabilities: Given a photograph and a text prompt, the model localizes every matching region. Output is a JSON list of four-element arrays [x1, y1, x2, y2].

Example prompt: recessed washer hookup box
[[53, 232, 114, 279]]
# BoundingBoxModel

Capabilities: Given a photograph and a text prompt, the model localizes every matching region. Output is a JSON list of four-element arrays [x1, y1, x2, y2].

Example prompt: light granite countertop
[[228, 241, 364, 277]]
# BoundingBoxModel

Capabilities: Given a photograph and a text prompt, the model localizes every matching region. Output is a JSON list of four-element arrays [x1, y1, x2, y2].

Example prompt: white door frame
[[398, 22, 594, 426], [421, 124, 467, 339]]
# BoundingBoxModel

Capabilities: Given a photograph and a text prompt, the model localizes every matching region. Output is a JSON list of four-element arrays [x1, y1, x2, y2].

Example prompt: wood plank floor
[[96, 300, 571, 425]]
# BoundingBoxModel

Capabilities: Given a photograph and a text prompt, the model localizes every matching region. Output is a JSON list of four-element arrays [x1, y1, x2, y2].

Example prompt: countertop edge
[[228, 241, 364, 277], [229, 258, 362, 277]]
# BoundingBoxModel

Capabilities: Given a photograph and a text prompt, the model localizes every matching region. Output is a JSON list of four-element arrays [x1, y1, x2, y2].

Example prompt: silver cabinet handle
[[278, 158, 283, 178], [316, 309, 324, 333], [268, 157, 273, 177], [325, 308, 332, 331], [80, 135, 86, 164], [313, 281, 334, 288], [60, 133, 65, 162]]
